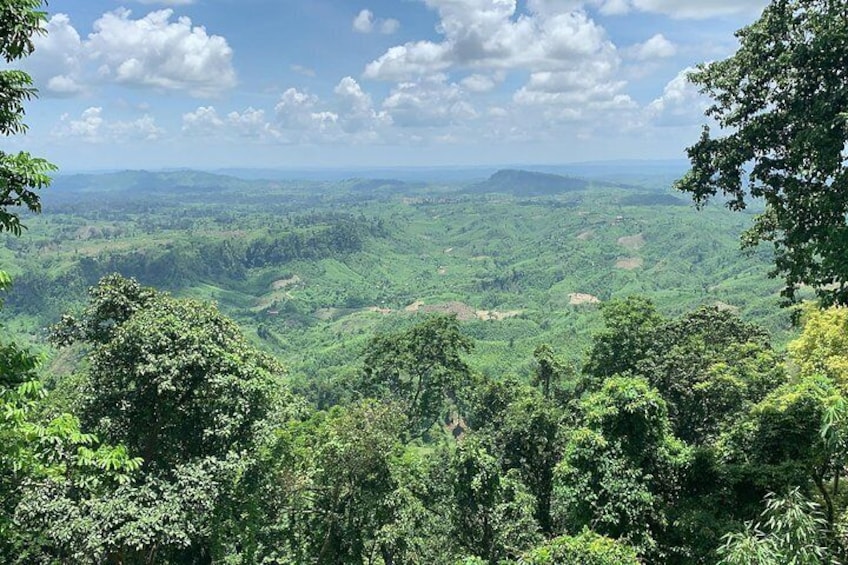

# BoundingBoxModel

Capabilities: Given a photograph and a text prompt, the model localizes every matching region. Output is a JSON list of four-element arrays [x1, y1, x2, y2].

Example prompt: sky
[[1, 0, 770, 171]]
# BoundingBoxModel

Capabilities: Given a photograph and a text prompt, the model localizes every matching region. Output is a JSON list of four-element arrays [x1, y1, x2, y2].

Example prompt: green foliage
[[55, 275, 284, 469], [0, 0, 56, 236], [718, 489, 833, 565], [362, 314, 473, 436], [637, 306, 780, 445], [519, 529, 640, 565], [554, 428, 657, 553], [490, 391, 563, 533], [677, 0, 848, 305], [789, 305, 848, 390], [584, 296, 664, 383], [451, 437, 542, 564]]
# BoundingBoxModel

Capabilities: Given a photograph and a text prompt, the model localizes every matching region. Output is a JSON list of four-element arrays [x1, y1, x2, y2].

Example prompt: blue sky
[[3, 0, 768, 171]]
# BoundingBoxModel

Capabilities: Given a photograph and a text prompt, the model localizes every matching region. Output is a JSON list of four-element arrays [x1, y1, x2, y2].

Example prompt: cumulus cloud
[[382, 76, 477, 128], [353, 9, 400, 34], [180, 79, 392, 144], [363, 0, 631, 124], [630, 33, 676, 60], [365, 1, 619, 79], [593, 0, 767, 18], [291, 64, 316, 78], [87, 9, 236, 96], [26, 14, 85, 96], [181, 105, 224, 135], [182, 105, 279, 139], [645, 67, 709, 126], [460, 73, 503, 93], [27, 9, 236, 97], [334, 76, 390, 135], [54, 107, 163, 142]]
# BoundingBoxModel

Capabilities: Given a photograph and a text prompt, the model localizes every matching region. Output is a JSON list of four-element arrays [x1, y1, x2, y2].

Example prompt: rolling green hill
[[2, 168, 795, 403]]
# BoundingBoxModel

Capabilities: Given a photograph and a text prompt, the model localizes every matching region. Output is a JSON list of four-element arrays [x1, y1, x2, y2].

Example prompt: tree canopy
[[676, 0, 848, 305]]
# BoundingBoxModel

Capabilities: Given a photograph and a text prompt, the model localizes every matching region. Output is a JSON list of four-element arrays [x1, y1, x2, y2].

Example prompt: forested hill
[[468, 169, 594, 195], [4, 167, 792, 393]]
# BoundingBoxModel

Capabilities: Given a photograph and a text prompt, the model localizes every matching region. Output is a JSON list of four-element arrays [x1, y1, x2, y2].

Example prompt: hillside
[[1, 168, 793, 399]]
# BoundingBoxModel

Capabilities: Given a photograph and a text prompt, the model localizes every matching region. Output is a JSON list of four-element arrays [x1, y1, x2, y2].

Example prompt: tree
[[0, 0, 56, 236], [53, 274, 284, 470], [789, 305, 848, 391], [450, 438, 541, 564], [583, 296, 663, 383], [362, 314, 473, 437], [717, 489, 833, 565], [637, 306, 779, 445], [519, 529, 640, 565], [676, 0, 848, 305]]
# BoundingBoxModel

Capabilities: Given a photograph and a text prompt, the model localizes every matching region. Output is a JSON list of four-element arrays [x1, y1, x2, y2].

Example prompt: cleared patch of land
[[617, 233, 645, 251], [271, 275, 301, 290], [615, 257, 644, 270], [569, 293, 601, 306]]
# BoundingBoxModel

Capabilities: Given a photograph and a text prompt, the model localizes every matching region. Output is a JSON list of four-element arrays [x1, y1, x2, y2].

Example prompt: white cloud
[[529, 0, 766, 18], [630, 33, 676, 60], [291, 64, 316, 78], [353, 9, 374, 33], [87, 9, 236, 96], [460, 73, 502, 93], [26, 14, 85, 96], [364, 5, 618, 79], [630, 0, 767, 18], [275, 88, 323, 129], [353, 8, 400, 35], [588, 0, 767, 18], [137, 0, 194, 4], [27, 9, 237, 98], [54, 107, 163, 142], [382, 76, 477, 128], [182, 105, 278, 139], [645, 67, 709, 126], [182, 105, 224, 135], [334, 76, 390, 135], [363, 1, 628, 121]]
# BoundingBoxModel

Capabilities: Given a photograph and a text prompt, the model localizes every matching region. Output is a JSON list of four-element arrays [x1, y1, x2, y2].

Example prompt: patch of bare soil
[[437, 267, 448, 275], [576, 230, 594, 241], [617, 233, 645, 251], [420, 301, 477, 321], [405, 300, 425, 312], [714, 301, 740, 313], [615, 257, 644, 270], [271, 275, 301, 290], [569, 293, 601, 306], [444, 247, 454, 254]]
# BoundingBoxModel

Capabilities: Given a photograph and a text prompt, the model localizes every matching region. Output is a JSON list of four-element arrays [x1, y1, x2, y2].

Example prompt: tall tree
[[362, 314, 473, 437], [53, 274, 284, 470], [676, 0, 848, 305], [0, 0, 56, 236]]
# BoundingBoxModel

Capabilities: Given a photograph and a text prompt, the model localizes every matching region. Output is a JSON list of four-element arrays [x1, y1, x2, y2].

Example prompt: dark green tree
[[677, 0, 848, 305], [583, 296, 663, 383], [54, 275, 284, 470], [0, 0, 56, 236], [362, 314, 473, 437], [450, 437, 541, 564]]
